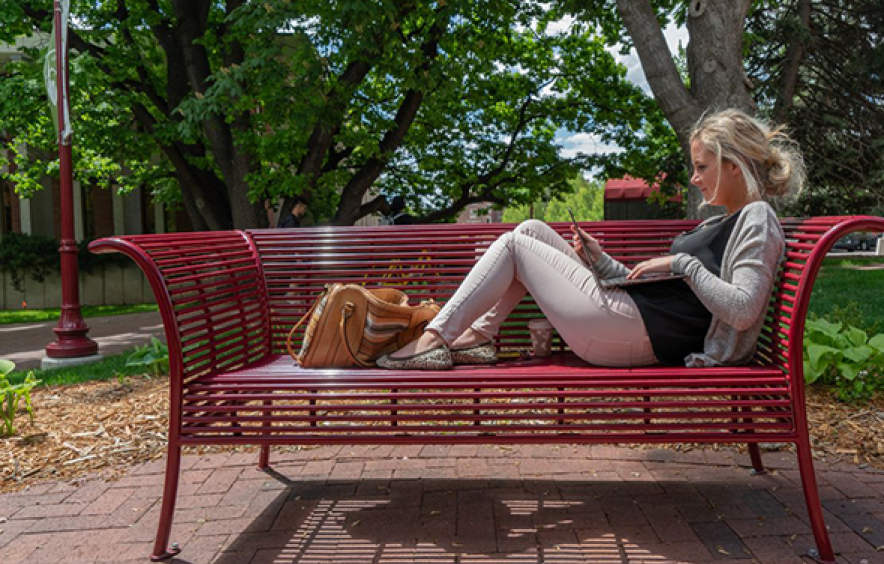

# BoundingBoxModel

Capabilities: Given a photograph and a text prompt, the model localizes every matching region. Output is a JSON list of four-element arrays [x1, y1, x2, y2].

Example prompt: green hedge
[[0, 232, 129, 292]]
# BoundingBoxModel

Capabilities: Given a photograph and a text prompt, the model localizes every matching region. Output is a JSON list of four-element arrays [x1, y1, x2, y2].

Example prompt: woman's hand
[[570, 225, 603, 264], [627, 256, 676, 279]]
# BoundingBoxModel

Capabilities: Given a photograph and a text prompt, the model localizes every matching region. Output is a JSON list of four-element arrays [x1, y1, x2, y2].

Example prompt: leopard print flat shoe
[[376, 345, 453, 370], [451, 342, 497, 365]]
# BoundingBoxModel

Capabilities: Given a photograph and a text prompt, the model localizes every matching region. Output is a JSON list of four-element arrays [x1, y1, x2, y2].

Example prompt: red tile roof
[[604, 176, 683, 202]]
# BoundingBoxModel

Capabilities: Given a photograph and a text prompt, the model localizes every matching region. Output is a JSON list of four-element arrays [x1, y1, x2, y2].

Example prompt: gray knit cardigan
[[593, 200, 786, 367]]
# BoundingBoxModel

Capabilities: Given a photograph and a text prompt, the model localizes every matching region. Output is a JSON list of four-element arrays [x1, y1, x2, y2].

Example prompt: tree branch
[[616, 0, 698, 138], [295, 57, 376, 182], [478, 96, 534, 184], [334, 13, 450, 224], [417, 191, 505, 224], [773, 0, 811, 122], [354, 194, 392, 220]]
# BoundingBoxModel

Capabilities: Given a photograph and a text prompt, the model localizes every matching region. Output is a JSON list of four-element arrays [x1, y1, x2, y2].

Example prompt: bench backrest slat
[[91, 215, 883, 379], [250, 220, 701, 356], [249, 216, 880, 371]]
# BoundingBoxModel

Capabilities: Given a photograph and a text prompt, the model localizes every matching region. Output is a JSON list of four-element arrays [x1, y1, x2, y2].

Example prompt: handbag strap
[[339, 301, 374, 368], [286, 293, 323, 364]]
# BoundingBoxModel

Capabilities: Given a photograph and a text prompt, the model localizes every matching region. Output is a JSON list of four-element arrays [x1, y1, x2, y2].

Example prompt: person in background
[[278, 196, 309, 228], [382, 196, 415, 225]]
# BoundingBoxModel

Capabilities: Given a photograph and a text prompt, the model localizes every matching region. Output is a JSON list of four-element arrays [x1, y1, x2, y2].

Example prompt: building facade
[[456, 202, 504, 224], [604, 176, 684, 221]]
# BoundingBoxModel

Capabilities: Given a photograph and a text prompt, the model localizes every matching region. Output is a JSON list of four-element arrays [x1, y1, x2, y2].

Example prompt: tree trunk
[[333, 89, 427, 225], [617, 0, 754, 219], [168, 0, 266, 229], [773, 0, 812, 123], [168, 143, 233, 231]]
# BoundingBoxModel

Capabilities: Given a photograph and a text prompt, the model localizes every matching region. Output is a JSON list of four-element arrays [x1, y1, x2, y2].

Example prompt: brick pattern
[[0, 445, 881, 563]]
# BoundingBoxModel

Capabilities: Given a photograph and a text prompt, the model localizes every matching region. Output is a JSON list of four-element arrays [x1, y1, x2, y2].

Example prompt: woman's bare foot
[[450, 328, 491, 350], [389, 330, 446, 359]]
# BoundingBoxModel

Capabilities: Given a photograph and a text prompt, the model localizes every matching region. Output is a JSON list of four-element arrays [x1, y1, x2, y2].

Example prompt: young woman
[[377, 109, 805, 370]]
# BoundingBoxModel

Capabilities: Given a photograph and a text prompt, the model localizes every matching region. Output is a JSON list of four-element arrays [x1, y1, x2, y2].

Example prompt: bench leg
[[748, 443, 767, 475], [796, 430, 835, 563], [258, 445, 271, 469], [258, 399, 272, 469], [150, 444, 183, 561]]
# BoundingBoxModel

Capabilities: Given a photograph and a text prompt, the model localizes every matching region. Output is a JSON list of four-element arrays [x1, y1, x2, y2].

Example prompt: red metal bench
[[90, 215, 884, 562]]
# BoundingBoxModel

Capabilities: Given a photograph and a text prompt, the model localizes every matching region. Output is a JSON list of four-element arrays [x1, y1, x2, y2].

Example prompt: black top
[[278, 214, 301, 229], [625, 210, 743, 365], [385, 212, 416, 225]]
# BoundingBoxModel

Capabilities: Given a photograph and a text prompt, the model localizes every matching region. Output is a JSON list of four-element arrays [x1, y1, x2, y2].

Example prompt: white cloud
[[558, 132, 623, 158], [545, 15, 575, 35], [607, 23, 688, 94]]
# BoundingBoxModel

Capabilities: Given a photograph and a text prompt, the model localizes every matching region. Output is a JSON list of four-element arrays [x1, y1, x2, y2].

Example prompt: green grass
[[0, 304, 158, 325], [4, 349, 152, 388], [807, 256, 884, 333]]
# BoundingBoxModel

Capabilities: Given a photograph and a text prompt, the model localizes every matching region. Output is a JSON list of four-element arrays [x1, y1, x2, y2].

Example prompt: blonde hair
[[690, 109, 805, 211]]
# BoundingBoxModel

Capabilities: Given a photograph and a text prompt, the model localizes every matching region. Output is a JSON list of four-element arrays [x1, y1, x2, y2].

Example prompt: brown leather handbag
[[286, 284, 441, 368]]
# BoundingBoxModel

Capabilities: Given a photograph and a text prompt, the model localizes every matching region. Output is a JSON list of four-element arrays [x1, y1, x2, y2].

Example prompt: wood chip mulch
[[3, 374, 883, 494]]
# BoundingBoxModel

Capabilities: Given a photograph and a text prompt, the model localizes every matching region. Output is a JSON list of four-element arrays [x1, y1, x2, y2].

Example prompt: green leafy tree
[[502, 174, 604, 223], [0, 38, 175, 202], [556, 0, 882, 218], [1, 0, 669, 228], [746, 0, 884, 216]]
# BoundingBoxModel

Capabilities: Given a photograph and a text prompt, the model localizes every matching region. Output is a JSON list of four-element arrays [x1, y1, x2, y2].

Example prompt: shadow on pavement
[[170, 469, 826, 564]]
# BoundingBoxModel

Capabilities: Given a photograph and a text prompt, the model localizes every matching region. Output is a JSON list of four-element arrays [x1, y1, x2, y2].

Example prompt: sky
[[551, 17, 690, 160]]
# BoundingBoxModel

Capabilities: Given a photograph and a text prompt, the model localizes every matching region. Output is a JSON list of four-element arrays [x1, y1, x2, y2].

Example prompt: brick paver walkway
[[2, 445, 882, 564]]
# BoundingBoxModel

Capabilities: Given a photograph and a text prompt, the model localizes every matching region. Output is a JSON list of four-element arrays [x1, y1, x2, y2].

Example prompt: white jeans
[[425, 220, 658, 367]]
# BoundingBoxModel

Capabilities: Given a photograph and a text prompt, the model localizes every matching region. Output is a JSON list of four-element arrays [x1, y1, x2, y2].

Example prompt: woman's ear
[[727, 159, 743, 178]]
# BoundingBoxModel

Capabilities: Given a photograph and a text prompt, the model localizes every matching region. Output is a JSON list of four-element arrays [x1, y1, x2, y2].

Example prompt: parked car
[[832, 232, 881, 252]]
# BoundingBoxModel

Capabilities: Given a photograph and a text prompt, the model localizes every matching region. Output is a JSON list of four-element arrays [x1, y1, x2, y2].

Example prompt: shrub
[[0, 359, 41, 436], [0, 232, 129, 292], [803, 318, 884, 402], [126, 338, 170, 377]]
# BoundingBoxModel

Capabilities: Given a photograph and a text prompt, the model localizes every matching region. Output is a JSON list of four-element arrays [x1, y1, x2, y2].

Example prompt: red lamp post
[[44, 0, 98, 360]]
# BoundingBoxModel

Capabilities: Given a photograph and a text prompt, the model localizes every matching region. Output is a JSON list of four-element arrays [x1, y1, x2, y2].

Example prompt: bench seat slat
[[176, 433, 799, 446], [181, 398, 791, 412], [193, 354, 784, 377], [182, 410, 793, 424], [182, 389, 790, 404], [179, 421, 794, 436]]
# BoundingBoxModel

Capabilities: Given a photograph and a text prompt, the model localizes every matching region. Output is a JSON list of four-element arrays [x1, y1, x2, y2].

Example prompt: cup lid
[[527, 318, 552, 330]]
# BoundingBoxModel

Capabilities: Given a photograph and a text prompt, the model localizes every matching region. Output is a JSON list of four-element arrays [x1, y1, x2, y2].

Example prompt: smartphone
[[568, 209, 613, 310], [567, 209, 592, 264]]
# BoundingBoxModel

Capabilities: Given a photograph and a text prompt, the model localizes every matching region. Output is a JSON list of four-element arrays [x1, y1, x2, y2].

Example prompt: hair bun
[[764, 139, 805, 199]]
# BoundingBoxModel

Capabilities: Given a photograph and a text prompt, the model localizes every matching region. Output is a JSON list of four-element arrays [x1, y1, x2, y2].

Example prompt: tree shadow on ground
[[171, 465, 826, 564]]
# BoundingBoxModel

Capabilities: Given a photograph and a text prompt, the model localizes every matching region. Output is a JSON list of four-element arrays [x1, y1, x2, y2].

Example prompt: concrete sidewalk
[[0, 311, 165, 370], [2, 445, 882, 564]]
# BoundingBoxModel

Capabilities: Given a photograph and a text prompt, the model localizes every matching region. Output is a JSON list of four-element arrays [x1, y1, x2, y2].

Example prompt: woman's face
[[690, 139, 746, 212]]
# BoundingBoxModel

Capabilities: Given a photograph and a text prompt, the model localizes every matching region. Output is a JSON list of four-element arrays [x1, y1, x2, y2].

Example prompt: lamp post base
[[41, 353, 103, 370], [45, 320, 99, 359]]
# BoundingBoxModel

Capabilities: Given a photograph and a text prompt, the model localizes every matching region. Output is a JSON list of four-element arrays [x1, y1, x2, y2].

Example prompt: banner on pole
[[44, 0, 72, 142]]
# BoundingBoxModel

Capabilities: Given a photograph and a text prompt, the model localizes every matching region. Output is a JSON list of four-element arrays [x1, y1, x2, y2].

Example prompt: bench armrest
[[778, 215, 884, 414], [89, 231, 272, 389]]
